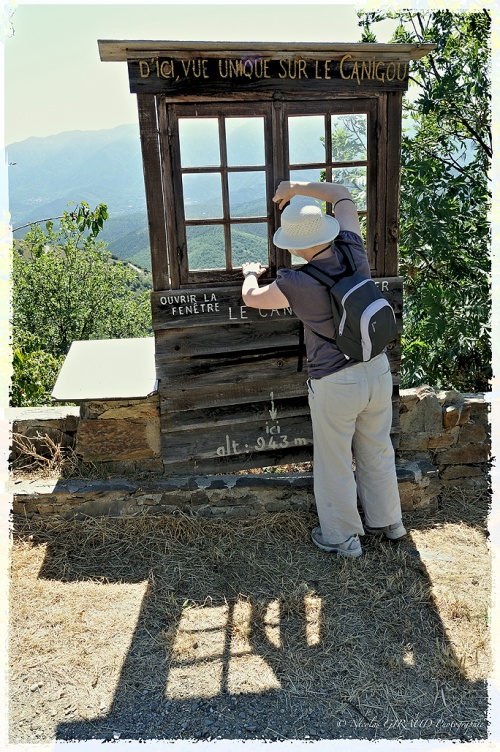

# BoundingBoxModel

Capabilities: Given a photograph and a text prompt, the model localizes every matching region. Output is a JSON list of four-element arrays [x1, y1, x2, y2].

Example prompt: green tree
[[10, 332, 65, 408], [12, 203, 153, 406], [358, 10, 491, 391]]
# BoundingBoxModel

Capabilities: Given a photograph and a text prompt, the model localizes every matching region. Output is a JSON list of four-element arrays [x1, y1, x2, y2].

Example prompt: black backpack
[[297, 240, 397, 369]]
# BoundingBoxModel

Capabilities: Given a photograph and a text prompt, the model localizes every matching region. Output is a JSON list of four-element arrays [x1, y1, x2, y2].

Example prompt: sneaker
[[364, 521, 407, 540], [311, 527, 362, 558]]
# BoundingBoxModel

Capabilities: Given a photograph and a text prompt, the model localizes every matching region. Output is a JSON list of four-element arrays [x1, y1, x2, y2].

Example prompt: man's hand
[[272, 181, 296, 210], [242, 262, 267, 278]]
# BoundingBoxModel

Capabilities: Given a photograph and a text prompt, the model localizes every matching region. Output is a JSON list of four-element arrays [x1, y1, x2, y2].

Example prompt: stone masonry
[[398, 386, 490, 490], [10, 462, 440, 522], [8, 386, 490, 521]]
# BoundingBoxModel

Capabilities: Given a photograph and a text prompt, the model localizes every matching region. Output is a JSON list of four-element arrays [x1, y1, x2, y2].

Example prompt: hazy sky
[[3, 2, 398, 146]]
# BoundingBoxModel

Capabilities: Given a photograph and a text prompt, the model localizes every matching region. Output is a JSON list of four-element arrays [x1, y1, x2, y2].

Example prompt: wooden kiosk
[[99, 41, 434, 475]]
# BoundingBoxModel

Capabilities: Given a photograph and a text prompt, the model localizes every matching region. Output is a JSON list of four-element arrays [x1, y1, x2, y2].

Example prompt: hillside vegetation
[[11, 205, 153, 407]]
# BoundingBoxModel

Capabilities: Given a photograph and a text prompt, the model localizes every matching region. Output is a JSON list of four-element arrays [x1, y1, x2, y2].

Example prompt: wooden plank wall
[[152, 279, 402, 475]]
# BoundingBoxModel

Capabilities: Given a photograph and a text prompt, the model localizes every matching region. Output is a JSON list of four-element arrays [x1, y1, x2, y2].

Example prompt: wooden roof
[[99, 40, 436, 62]]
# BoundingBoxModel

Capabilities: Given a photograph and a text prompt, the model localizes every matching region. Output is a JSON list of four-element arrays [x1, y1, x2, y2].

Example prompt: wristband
[[244, 270, 258, 278], [333, 197, 355, 210]]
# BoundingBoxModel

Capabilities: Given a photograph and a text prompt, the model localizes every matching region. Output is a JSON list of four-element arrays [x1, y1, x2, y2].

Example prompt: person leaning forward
[[241, 181, 406, 558]]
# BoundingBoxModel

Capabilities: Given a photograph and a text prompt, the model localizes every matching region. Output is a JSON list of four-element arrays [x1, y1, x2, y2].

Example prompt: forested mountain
[[8, 125, 146, 224], [8, 124, 151, 265], [7, 124, 266, 272], [7, 120, 322, 271]]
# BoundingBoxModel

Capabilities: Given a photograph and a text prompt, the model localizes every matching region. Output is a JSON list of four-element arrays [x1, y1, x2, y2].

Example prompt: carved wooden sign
[[151, 279, 402, 329], [128, 54, 410, 95]]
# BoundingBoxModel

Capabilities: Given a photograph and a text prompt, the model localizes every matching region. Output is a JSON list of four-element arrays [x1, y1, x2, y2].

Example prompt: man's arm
[[273, 180, 361, 236], [241, 262, 291, 310]]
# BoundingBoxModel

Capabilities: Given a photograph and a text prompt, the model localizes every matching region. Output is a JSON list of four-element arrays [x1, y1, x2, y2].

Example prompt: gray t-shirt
[[275, 231, 371, 379]]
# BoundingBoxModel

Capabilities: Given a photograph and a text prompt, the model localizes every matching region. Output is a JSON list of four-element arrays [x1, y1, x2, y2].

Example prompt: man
[[241, 180, 405, 558]]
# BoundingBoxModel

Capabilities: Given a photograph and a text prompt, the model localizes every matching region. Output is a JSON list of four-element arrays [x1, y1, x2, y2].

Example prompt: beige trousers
[[307, 353, 402, 544]]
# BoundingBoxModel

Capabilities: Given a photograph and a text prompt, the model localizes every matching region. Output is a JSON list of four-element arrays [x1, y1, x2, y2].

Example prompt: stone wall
[[398, 387, 490, 490], [8, 386, 490, 520], [10, 387, 489, 486], [75, 395, 163, 474], [9, 406, 80, 462]]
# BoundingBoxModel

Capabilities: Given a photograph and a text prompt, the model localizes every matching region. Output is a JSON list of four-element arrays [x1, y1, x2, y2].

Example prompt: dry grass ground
[[9, 486, 491, 743]]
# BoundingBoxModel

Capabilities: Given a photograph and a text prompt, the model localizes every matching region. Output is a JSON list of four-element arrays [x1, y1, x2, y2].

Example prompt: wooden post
[[136, 94, 169, 291]]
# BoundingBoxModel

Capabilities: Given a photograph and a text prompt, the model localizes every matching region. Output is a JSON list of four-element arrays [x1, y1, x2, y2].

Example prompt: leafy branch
[[13, 202, 109, 237], [11, 201, 152, 406]]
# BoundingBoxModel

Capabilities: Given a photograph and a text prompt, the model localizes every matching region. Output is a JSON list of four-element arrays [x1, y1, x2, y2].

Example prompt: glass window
[[331, 166, 367, 210], [179, 118, 220, 168], [289, 168, 326, 185], [226, 118, 265, 166], [331, 114, 367, 162], [183, 174, 223, 220], [228, 171, 267, 217], [173, 105, 371, 280], [288, 115, 325, 165], [187, 225, 226, 270], [179, 113, 269, 276], [231, 223, 268, 268], [287, 113, 368, 221]]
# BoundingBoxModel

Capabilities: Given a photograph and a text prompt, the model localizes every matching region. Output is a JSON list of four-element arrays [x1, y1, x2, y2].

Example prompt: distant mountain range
[[6, 118, 350, 272], [8, 123, 272, 271], [7, 124, 153, 269]]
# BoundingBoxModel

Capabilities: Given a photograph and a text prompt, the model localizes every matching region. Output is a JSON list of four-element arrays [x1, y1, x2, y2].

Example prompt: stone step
[[8, 459, 440, 521]]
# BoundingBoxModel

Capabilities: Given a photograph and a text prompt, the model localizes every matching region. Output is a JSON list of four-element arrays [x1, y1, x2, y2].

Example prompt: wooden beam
[[98, 40, 436, 62], [151, 280, 402, 330], [156, 101, 182, 289], [154, 320, 301, 358], [136, 94, 169, 291], [385, 91, 404, 277]]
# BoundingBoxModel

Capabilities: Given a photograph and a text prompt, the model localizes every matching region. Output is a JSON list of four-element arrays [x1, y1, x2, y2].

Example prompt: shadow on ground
[[10, 491, 490, 743]]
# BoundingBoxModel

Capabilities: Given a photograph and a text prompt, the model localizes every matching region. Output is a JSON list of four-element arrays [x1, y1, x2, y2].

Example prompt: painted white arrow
[[269, 391, 278, 420]]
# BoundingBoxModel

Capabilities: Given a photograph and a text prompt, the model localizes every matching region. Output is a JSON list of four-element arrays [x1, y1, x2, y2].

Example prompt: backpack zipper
[[338, 278, 373, 335]]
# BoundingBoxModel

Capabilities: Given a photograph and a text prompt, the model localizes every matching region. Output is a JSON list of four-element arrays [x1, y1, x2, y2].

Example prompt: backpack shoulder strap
[[295, 240, 359, 364], [299, 263, 338, 288], [299, 239, 358, 288], [333, 239, 357, 273]]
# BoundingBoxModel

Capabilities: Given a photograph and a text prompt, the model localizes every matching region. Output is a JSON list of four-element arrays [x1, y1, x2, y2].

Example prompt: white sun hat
[[273, 201, 340, 251]]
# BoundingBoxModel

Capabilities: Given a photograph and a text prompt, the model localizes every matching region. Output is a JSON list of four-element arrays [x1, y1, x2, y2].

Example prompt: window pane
[[330, 114, 367, 162], [231, 223, 268, 267], [187, 225, 226, 270], [288, 115, 325, 165], [289, 168, 325, 184], [226, 118, 265, 166], [183, 173, 223, 219], [331, 166, 367, 210], [228, 172, 267, 217], [179, 118, 220, 167]]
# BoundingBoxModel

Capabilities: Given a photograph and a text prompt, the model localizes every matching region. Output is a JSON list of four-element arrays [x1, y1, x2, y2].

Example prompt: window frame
[[159, 96, 380, 288], [282, 99, 377, 270]]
